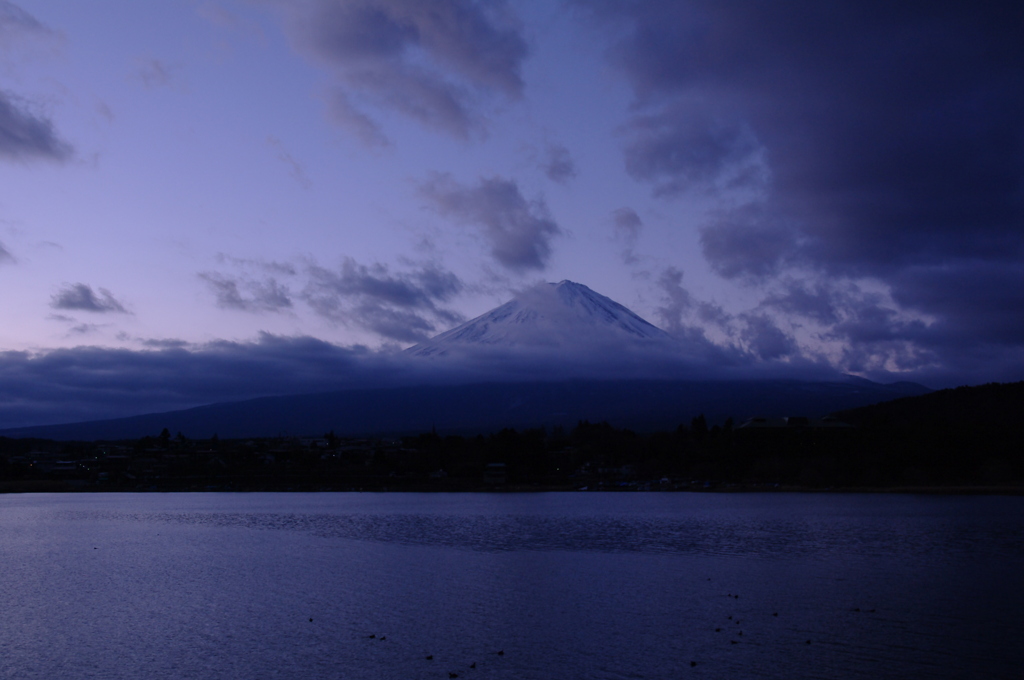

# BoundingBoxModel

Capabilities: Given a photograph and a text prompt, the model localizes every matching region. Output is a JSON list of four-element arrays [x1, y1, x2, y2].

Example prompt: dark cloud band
[[581, 0, 1024, 381]]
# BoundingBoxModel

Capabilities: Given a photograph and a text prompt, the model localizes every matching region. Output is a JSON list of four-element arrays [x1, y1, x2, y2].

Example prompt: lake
[[1, 492, 1021, 679]]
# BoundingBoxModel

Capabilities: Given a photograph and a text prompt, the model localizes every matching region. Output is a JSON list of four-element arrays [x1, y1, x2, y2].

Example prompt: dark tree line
[[2, 381, 1021, 491]]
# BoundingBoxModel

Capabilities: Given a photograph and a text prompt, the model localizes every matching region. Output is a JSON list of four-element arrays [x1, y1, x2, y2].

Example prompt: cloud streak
[[266, 136, 312, 188], [50, 283, 129, 314], [612, 207, 642, 263], [421, 174, 561, 272], [0, 91, 72, 162], [199, 273, 293, 313], [287, 0, 528, 139], [198, 254, 466, 343], [136, 58, 173, 88], [303, 259, 464, 342], [0, 1, 50, 40], [541, 143, 577, 184], [328, 90, 390, 146], [0, 4, 71, 162]]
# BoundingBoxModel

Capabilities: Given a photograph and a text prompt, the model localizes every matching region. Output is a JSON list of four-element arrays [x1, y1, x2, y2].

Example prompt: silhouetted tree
[[691, 414, 708, 442]]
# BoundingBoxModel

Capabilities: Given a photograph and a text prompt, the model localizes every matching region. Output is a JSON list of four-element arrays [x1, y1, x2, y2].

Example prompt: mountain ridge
[[0, 377, 931, 441]]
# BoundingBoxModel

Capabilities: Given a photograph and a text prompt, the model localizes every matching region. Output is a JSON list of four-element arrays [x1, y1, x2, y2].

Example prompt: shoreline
[[3, 479, 1022, 496]]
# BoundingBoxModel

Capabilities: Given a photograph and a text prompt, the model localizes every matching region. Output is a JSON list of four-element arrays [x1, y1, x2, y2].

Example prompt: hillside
[[0, 377, 930, 441], [837, 381, 1024, 430], [829, 381, 1024, 486]]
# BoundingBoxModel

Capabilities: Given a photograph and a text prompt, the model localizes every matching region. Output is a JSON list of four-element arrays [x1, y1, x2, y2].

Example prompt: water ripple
[[57, 506, 1024, 561]]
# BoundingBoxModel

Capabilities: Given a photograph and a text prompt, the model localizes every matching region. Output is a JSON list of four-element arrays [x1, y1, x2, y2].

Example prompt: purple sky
[[1, 1, 1022, 426]]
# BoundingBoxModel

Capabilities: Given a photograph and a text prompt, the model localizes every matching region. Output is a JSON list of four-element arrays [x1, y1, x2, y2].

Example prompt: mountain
[[408, 280, 674, 356], [0, 378, 931, 441], [0, 280, 935, 440]]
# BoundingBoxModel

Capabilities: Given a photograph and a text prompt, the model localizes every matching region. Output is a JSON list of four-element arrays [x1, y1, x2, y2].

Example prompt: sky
[[0, 1, 1022, 427]]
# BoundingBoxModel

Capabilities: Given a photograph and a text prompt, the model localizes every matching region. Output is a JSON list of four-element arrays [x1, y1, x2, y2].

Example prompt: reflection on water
[[1, 492, 1022, 680]]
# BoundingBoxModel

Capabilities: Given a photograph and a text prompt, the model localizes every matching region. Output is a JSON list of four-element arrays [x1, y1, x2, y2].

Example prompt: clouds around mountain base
[[0, 325, 847, 430]]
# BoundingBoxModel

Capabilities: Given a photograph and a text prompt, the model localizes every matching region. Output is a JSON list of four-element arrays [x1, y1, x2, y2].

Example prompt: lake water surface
[[1, 492, 1022, 679]]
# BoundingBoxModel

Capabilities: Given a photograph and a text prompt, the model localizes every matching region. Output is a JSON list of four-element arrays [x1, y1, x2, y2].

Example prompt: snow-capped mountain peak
[[407, 280, 672, 357]]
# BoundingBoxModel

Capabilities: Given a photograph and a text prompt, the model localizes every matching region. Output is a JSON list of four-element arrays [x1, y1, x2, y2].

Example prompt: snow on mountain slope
[[408, 280, 674, 357]]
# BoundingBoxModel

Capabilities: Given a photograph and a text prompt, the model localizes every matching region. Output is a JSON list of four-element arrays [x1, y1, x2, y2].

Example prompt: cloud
[[890, 261, 1024, 350], [136, 58, 173, 87], [286, 0, 528, 139], [0, 1, 47, 38], [752, 264, 1024, 379], [0, 6, 69, 161], [0, 240, 13, 263], [738, 273, 937, 373], [541, 143, 577, 183], [328, 90, 390, 146], [0, 323, 857, 432], [827, 300, 938, 376], [623, 105, 767, 197], [195, 2, 237, 28], [0, 91, 72, 162], [739, 313, 797, 361], [612, 207, 642, 263], [0, 334, 416, 429], [421, 174, 561, 271], [812, 261, 1024, 377], [654, 266, 692, 335], [69, 322, 103, 335], [199, 272, 293, 312], [266, 136, 312, 188], [200, 254, 464, 343], [612, 207, 642, 242], [96, 101, 115, 122], [302, 258, 464, 342], [652, 266, 750, 355], [695, 300, 733, 332], [50, 283, 129, 314], [579, 1, 1024, 380], [213, 253, 297, 276], [139, 337, 191, 349], [761, 279, 840, 326], [196, 2, 265, 39], [698, 205, 799, 281]]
